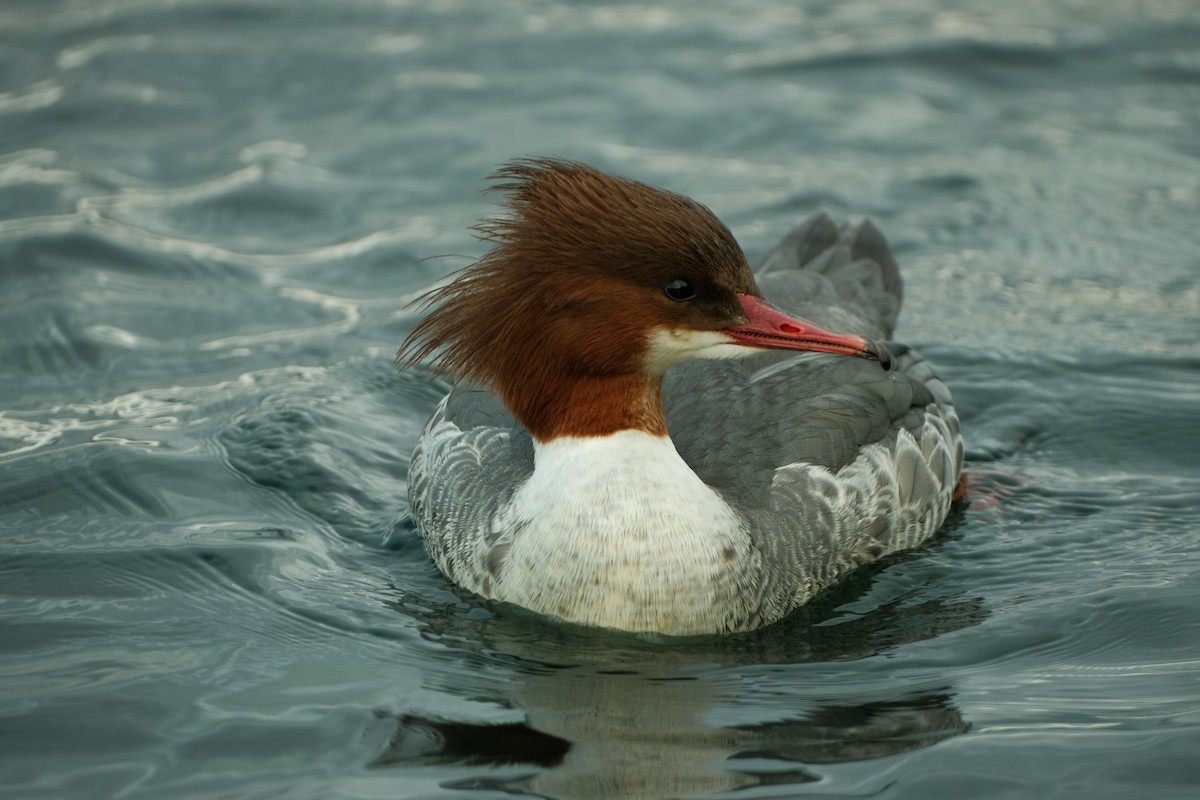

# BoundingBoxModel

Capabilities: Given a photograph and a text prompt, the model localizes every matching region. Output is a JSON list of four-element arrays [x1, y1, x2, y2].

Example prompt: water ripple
[[2, 1, 1199, 798]]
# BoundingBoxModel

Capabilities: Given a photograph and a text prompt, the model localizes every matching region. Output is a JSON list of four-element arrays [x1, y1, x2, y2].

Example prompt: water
[[1, 0, 1198, 797]]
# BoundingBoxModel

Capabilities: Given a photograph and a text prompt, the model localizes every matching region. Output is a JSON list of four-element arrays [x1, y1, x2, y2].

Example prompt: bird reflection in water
[[370, 547, 984, 799], [375, 686, 964, 797]]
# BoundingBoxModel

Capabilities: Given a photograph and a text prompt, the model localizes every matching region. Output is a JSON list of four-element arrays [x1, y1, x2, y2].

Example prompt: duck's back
[[664, 215, 963, 621]]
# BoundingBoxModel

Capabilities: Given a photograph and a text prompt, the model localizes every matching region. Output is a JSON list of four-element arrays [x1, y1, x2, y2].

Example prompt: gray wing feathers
[[758, 402, 960, 611], [408, 396, 532, 587], [672, 213, 961, 612], [754, 213, 903, 339], [666, 344, 962, 600]]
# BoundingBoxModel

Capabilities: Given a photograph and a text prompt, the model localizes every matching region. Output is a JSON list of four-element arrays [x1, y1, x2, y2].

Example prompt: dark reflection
[[371, 681, 964, 798], [373, 713, 570, 768], [373, 538, 984, 800], [728, 690, 965, 764]]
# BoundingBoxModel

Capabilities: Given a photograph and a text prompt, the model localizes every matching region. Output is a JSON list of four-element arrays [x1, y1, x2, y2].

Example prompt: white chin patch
[[643, 328, 754, 372]]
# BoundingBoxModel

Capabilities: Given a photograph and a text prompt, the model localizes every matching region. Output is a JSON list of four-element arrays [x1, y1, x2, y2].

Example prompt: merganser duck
[[399, 159, 963, 635]]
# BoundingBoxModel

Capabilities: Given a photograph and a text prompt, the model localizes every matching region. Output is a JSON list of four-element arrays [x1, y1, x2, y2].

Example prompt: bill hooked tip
[[870, 341, 893, 371]]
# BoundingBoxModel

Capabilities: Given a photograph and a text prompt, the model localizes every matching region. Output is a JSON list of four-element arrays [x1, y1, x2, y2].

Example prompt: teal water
[[2, 1, 1199, 798]]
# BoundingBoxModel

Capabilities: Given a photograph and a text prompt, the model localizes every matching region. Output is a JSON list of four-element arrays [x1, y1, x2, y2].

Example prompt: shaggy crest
[[396, 158, 753, 390]]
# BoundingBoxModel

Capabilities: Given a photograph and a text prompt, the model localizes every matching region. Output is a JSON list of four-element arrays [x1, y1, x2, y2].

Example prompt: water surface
[[2, 1, 1199, 798]]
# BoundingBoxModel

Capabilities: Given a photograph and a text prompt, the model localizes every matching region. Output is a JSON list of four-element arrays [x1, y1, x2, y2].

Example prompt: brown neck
[[500, 371, 667, 442]]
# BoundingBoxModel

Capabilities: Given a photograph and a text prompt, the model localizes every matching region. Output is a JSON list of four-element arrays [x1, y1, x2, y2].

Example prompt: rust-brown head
[[398, 159, 884, 442]]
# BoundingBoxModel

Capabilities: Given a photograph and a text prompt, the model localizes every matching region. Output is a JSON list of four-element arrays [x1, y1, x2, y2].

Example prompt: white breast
[[484, 431, 761, 634]]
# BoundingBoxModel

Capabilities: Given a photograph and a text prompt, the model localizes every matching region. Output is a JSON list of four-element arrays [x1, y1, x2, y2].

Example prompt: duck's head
[[399, 159, 886, 441]]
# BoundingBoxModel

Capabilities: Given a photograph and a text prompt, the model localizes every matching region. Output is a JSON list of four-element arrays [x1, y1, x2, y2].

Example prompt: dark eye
[[664, 278, 695, 301]]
